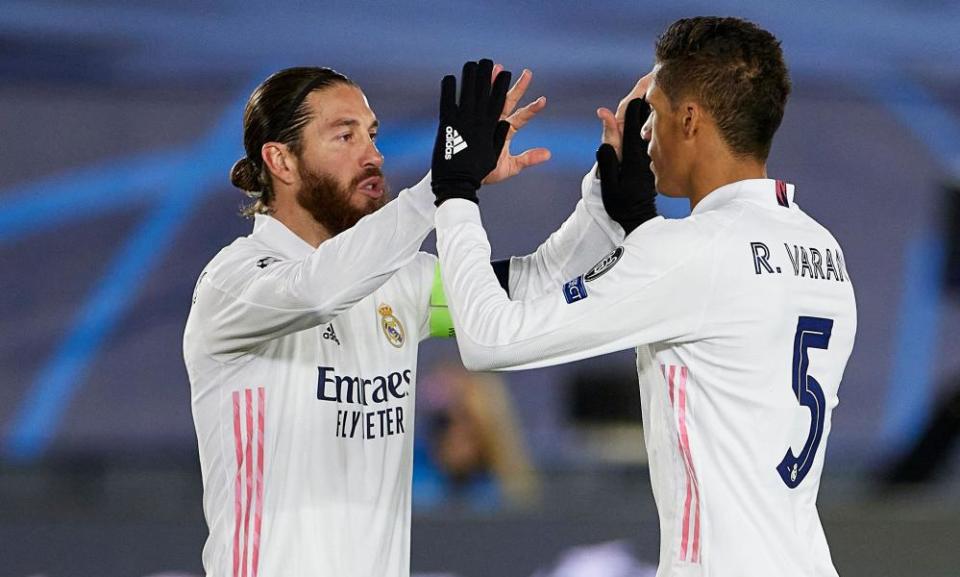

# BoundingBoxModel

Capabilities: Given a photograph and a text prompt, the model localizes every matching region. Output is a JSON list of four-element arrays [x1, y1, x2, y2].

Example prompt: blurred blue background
[[1, 1, 959, 575]]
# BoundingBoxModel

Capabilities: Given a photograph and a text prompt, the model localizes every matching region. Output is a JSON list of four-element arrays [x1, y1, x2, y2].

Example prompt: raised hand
[[483, 68, 552, 184], [596, 71, 654, 158], [431, 59, 512, 206], [595, 98, 658, 235]]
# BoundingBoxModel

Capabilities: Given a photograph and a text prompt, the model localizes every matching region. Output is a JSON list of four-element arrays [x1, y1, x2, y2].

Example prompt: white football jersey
[[436, 178, 857, 577], [183, 171, 621, 577]]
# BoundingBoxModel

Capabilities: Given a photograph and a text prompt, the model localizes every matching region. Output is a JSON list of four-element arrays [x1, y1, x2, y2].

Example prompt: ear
[[680, 101, 702, 140], [261, 142, 299, 187]]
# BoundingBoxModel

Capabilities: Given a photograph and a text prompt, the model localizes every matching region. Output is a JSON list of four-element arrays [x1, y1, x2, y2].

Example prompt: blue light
[[2, 95, 246, 463], [868, 76, 960, 456]]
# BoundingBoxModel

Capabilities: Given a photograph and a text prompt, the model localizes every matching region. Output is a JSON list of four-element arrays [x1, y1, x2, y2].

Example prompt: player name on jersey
[[750, 241, 847, 281], [317, 365, 410, 440]]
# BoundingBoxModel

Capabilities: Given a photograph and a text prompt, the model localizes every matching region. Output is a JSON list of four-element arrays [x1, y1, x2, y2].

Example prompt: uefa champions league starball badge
[[378, 304, 405, 348]]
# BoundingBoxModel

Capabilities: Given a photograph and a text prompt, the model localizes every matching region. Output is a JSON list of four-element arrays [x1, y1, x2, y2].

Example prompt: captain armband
[[429, 263, 456, 339]]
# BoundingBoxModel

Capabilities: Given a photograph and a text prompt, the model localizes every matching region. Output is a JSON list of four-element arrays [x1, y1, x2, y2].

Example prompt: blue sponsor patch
[[562, 275, 588, 304]]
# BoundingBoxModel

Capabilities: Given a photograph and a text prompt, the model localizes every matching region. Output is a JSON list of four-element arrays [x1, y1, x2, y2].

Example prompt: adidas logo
[[444, 126, 468, 160]]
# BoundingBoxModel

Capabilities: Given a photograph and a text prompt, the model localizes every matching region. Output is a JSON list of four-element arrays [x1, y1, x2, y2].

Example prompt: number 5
[[777, 316, 833, 489]]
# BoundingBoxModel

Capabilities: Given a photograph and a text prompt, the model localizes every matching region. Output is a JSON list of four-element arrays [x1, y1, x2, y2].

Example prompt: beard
[[296, 165, 389, 236]]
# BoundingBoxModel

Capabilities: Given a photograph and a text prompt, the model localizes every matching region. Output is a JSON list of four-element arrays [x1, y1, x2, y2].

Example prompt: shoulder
[[201, 237, 286, 288], [622, 210, 741, 266], [794, 207, 847, 249]]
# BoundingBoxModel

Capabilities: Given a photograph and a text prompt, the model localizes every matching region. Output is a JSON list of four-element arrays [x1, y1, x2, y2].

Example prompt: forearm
[[436, 199, 701, 372], [201, 173, 435, 354], [437, 200, 613, 371], [293, 171, 436, 316], [507, 166, 624, 300]]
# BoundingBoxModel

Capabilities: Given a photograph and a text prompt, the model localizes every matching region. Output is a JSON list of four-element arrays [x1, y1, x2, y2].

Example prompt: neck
[[270, 195, 332, 248], [686, 152, 767, 210]]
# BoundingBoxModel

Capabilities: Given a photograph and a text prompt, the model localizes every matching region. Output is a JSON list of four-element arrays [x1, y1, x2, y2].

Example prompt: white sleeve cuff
[[435, 198, 482, 228]]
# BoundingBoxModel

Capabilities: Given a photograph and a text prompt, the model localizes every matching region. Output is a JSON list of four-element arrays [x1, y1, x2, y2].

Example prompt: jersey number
[[777, 316, 834, 489]]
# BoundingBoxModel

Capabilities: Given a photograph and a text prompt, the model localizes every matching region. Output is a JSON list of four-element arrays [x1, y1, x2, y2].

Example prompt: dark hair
[[654, 17, 791, 161], [230, 67, 356, 216]]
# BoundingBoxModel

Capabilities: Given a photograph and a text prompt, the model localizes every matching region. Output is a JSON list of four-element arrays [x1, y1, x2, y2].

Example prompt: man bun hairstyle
[[233, 67, 356, 217], [230, 157, 261, 192], [654, 17, 791, 161]]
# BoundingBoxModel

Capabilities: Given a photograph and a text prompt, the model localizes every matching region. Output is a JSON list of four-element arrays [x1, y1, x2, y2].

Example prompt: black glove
[[432, 59, 512, 206], [596, 98, 658, 234]]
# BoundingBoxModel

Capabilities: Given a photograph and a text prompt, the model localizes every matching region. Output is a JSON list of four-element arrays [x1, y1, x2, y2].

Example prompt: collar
[[250, 214, 316, 259], [691, 179, 796, 215]]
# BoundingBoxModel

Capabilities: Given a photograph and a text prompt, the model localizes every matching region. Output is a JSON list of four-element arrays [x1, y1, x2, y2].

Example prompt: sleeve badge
[[584, 246, 624, 282]]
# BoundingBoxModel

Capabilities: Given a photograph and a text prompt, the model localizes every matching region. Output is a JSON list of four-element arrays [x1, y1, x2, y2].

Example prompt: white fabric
[[436, 179, 857, 577], [183, 169, 620, 577], [507, 165, 623, 299], [184, 174, 436, 577]]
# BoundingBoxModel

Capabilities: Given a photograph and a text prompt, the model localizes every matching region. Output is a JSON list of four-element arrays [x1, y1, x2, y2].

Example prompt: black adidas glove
[[596, 98, 658, 235], [432, 59, 512, 206]]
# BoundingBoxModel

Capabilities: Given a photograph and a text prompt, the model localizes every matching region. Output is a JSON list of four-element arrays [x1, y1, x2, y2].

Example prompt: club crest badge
[[378, 304, 405, 348]]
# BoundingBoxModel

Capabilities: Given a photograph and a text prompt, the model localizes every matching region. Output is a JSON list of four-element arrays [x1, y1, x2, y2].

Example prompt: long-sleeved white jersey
[[183, 171, 621, 577], [436, 178, 857, 577]]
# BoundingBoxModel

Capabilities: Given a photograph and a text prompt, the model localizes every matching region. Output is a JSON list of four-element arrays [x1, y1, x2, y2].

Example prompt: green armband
[[429, 263, 456, 338]]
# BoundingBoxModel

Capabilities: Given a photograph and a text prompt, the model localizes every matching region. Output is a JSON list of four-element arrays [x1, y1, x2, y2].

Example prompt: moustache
[[350, 167, 384, 189]]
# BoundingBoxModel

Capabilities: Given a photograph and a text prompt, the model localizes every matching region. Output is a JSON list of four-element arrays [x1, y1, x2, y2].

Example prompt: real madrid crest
[[378, 303, 405, 348]]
